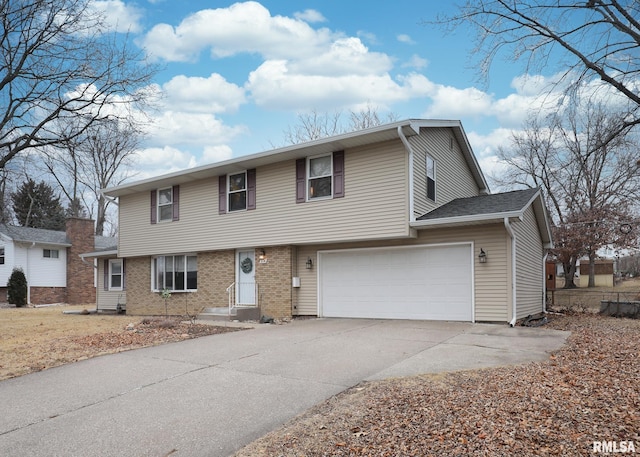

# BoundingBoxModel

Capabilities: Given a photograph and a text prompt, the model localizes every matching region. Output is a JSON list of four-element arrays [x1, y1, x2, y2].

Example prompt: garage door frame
[[317, 242, 475, 321]]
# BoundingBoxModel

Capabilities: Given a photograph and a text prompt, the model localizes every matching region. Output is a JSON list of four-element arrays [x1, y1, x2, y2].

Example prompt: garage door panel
[[320, 245, 472, 321]]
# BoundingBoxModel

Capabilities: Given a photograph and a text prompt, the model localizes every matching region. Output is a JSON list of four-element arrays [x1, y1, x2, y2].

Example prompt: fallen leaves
[[235, 314, 640, 456]]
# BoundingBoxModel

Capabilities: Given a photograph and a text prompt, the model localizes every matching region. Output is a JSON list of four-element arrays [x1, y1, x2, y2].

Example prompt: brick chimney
[[66, 218, 95, 305]]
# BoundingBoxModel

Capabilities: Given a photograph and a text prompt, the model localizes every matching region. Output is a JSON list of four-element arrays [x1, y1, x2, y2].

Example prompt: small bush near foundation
[[7, 268, 27, 307]]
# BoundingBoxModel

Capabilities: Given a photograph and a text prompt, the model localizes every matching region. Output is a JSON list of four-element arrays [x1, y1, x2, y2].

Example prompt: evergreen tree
[[11, 179, 66, 230]]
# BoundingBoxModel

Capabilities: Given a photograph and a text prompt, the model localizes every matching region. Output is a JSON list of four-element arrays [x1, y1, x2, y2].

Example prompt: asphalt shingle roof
[[0, 224, 117, 249], [417, 188, 540, 221]]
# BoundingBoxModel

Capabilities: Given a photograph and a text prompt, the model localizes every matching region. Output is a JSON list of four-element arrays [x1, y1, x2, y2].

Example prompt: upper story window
[[152, 254, 197, 292], [228, 172, 247, 211], [150, 186, 180, 224], [308, 155, 332, 199], [0, 247, 4, 265], [158, 187, 173, 222], [219, 169, 256, 214], [426, 154, 436, 201], [43, 249, 59, 259], [109, 259, 123, 291], [296, 151, 344, 203]]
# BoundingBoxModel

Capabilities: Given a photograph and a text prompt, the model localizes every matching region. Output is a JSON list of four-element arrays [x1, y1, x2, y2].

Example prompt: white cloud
[[202, 145, 234, 163], [402, 54, 428, 69], [289, 38, 392, 76], [133, 146, 197, 178], [146, 111, 244, 147], [141, 1, 336, 62], [294, 9, 326, 23], [162, 74, 246, 113], [423, 85, 495, 119], [397, 34, 415, 44], [89, 0, 143, 33], [247, 61, 429, 111]]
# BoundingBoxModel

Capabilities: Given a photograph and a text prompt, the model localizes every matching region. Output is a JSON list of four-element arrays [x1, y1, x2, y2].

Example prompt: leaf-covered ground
[[235, 313, 640, 456]]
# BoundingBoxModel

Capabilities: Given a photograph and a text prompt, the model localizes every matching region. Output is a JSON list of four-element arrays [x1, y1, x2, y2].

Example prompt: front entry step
[[197, 306, 260, 322]]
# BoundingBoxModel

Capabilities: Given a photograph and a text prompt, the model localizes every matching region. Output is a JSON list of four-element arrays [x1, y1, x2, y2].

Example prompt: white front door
[[236, 250, 256, 305]]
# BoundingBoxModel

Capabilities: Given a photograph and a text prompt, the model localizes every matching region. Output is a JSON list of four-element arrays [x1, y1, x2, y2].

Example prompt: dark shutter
[[296, 159, 306, 203], [172, 185, 180, 221], [150, 190, 157, 224], [122, 259, 126, 290], [333, 151, 344, 198], [247, 168, 256, 210], [103, 259, 109, 291], [218, 176, 227, 214]]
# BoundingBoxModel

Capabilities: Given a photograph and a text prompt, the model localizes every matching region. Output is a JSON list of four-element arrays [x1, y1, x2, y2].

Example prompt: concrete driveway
[[0, 318, 568, 457]]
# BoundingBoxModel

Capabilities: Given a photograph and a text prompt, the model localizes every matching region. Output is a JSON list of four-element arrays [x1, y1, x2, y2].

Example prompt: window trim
[[109, 259, 123, 291], [157, 187, 174, 222], [307, 153, 333, 201], [151, 254, 198, 292], [227, 170, 247, 212], [426, 154, 436, 202], [43, 248, 59, 259]]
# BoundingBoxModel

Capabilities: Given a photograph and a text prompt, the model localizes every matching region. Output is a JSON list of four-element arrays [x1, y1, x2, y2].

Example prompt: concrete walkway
[[0, 318, 568, 457]]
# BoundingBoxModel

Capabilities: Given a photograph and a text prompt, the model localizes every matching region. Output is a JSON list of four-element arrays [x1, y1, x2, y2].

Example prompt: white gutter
[[397, 126, 415, 222], [411, 210, 524, 229], [26, 242, 35, 305], [504, 217, 517, 327]]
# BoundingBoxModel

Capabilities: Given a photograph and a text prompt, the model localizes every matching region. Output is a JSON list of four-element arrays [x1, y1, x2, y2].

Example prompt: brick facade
[[123, 247, 294, 319], [125, 251, 235, 316], [65, 218, 96, 305], [255, 246, 293, 319], [30, 287, 67, 304]]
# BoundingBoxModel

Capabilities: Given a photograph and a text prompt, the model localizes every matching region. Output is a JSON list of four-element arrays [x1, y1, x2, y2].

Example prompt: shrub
[[7, 268, 27, 307]]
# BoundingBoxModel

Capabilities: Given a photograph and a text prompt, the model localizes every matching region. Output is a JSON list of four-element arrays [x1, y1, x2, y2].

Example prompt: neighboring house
[[578, 259, 614, 288], [0, 218, 115, 305], [86, 119, 553, 324]]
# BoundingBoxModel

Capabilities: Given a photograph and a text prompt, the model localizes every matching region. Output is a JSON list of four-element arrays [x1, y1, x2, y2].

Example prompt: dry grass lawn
[[0, 305, 241, 381]]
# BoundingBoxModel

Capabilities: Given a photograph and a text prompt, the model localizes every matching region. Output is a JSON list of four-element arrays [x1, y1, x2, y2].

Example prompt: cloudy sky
[[97, 0, 570, 183]]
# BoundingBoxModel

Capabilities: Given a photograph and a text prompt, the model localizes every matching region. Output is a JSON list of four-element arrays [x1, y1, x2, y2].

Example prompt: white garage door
[[319, 244, 473, 321]]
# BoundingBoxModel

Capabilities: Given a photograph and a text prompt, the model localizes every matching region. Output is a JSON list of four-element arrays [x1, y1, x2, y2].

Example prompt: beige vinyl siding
[[118, 141, 409, 257], [512, 206, 544, 318], [96, 258, 126, 311], [294, 224, 510, 322], [412, 128, 480, 218], [293, 245, 319, 316]]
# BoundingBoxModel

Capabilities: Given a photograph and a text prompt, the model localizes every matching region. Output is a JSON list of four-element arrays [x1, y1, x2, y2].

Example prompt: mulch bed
[[235, 313, 640, 456]]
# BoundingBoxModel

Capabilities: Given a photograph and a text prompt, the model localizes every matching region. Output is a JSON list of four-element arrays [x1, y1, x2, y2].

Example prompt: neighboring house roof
[[0, 224, 117, 250], [0, 224, 71, 247], [103, 119, 489, 198], [412, 188, 553, 247]]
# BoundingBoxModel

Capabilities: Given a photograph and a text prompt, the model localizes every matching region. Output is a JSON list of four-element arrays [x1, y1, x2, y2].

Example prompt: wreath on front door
[[240, 257, 253, 274]]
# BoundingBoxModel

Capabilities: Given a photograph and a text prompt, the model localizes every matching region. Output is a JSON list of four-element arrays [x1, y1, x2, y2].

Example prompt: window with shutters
[[296, 151, 344, 203], [157, 187, 173, 222], [228, 172, 247, 211], [219, 169, 256, 214], [426, 154, 436, 201], [109, 259, 123, 291], [307, 155, 332, 200]]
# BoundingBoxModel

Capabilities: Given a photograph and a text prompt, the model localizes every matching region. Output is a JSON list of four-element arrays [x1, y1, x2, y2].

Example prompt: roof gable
[[414, 188, 553, 247], [103, 119, 488, 198]]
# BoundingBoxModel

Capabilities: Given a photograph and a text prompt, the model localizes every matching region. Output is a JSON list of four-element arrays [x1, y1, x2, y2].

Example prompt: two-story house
[[84, 119, 552, 324]]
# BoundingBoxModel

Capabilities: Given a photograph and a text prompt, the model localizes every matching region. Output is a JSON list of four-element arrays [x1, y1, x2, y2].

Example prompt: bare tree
[[44, 117, 140, 235], [280, 103, 400, 145], [0, 0, 156, 169], [494, 100, 640, 287], [437, 0, 640, 146]]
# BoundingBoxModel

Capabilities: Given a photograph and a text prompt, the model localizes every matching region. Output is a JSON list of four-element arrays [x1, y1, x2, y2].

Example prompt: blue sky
[[95, 0, 569, 182]]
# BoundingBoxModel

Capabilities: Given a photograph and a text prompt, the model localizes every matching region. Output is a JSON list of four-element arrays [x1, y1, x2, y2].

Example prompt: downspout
[[504, 218, 517, 327], [542, 251, 549, 314], [397, 126, 415, 223]]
